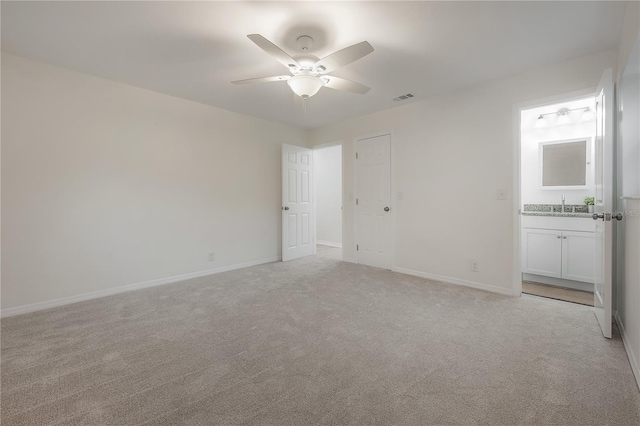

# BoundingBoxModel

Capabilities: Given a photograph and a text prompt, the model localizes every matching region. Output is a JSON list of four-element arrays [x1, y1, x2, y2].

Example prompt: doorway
[[313, 143, 343, 260], [519, 96, 597, 306]]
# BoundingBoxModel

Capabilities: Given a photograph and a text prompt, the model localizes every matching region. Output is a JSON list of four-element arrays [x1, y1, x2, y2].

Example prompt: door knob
[[384, 207, 390, 212], [593, 212, 623, 221], [282, 206, 289, 211]]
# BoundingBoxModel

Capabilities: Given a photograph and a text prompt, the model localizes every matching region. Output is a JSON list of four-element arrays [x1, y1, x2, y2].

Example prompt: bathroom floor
[[522, 282, 594, 306]]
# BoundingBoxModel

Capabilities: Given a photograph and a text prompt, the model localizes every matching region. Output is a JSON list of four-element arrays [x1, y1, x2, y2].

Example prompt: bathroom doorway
[[519, 96, 597, 306], [313, 142, 343, 260]]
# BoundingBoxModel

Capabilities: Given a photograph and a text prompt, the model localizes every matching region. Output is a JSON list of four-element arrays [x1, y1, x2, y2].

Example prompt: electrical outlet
[[497, 189, 507, 200], [471, 261, 479, 272], [208, 252, 215, 262]]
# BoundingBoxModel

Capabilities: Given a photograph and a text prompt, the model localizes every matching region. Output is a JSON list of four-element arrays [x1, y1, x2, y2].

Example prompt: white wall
[[313, 145, 342, 247], [615, 0, 640, 390], [310, 50, 616, 294], [520, 98, 596, 207], [1, 53, 308, 313]]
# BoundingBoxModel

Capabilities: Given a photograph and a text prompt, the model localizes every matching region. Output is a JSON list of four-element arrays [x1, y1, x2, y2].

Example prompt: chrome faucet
[[562, 195, 565, 213]]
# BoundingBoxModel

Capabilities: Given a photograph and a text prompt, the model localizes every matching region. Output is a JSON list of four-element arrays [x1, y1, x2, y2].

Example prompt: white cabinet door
[[562, 231, 595, 283], [522, 228, 562, 278], [282, 144, 314, 261]]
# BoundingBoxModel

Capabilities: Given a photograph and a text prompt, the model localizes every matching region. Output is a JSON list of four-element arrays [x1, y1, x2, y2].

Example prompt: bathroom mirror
[[541, 139, 588, 187]]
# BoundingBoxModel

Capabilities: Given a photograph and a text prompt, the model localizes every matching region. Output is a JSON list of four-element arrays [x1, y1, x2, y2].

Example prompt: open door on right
[[593, 68, 618, 338]]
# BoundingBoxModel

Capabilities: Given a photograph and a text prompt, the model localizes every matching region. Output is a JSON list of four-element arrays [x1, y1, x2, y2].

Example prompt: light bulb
[[556, 108, 571, 125], [582, 107, 595, 121], [534, 115, 547, 129]]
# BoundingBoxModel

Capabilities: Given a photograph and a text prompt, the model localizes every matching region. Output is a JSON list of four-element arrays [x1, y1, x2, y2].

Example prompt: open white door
[[282, 144, 314, 261], [356, 134, 392, 269], [593, 68, 615, 338]]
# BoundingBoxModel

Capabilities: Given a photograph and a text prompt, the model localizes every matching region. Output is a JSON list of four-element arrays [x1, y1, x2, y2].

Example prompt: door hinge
[[357, 245, 359, 251], [356, 198, 359, 205], [355, 152, 358, 159]]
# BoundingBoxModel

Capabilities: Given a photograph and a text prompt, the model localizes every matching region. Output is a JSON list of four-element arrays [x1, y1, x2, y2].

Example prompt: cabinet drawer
[[521, 215, 595, 232]]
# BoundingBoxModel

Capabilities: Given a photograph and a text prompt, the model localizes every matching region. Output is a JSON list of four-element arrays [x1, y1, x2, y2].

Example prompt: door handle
[[593, 212, 623, 221], [384, 207, 390, 212], [282, 206, 289, 211]]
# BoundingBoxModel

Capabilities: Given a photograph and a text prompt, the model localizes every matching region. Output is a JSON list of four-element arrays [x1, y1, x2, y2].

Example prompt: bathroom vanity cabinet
[[521, 215, 595, 284]]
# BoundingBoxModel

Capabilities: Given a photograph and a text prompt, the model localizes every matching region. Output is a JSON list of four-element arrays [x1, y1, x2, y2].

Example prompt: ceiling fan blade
[[231, 75, 290, 85], [314, 41, 374, 74], [247, 34, 300, 70], [323, 76, 371, 94]]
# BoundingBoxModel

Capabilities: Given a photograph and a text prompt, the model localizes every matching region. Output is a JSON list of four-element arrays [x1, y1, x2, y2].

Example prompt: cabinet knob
[[556, 235, 561, 239], [563, 236, 567, 239]]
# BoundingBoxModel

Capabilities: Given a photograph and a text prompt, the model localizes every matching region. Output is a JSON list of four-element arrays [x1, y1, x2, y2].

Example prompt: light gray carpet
[[315, 243, 343, 261], [2, 250, 639, 425]]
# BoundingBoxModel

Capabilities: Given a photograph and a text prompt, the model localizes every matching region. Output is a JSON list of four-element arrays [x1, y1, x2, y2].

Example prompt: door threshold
[[522, 281, 593, 306]]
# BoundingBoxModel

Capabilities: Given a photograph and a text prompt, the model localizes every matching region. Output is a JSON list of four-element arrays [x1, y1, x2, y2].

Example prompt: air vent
[[392, 93, 414, 102]]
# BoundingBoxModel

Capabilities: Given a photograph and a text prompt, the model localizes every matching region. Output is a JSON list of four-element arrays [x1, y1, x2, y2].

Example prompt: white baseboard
[[1, 256, 281, 318], [615, 311, 640, 391], [316, 240, 342, 248], [393, 267, 516, 296], [342, 257, 357, 264]]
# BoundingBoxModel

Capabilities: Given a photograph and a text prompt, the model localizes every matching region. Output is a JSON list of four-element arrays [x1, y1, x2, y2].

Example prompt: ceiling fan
[[231, 34, 374, 100]]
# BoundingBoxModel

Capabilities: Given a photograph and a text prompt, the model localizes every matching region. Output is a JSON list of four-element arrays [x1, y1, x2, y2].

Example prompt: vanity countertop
[[521, 211, 593, 218]]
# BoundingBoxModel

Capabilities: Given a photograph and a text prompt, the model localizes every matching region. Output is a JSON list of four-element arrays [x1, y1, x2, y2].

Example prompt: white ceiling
[[1, 1, 628, 129]]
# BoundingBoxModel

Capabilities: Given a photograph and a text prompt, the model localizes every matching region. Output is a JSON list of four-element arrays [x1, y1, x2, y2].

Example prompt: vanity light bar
[[536, 106, 591, 120]]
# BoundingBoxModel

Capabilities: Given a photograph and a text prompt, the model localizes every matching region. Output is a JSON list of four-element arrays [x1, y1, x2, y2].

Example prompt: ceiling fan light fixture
[[287, 75, 325, 98]]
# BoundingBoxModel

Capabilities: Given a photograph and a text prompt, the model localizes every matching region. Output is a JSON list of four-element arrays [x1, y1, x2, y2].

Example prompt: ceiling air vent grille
[[393, 93, 414, 102]]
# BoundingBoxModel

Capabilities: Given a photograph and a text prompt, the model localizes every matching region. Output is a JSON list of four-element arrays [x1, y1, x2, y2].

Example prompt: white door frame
[[353, 130, 395, 269], [511, 87, 597, 296], [312, 140, 344, 255]]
